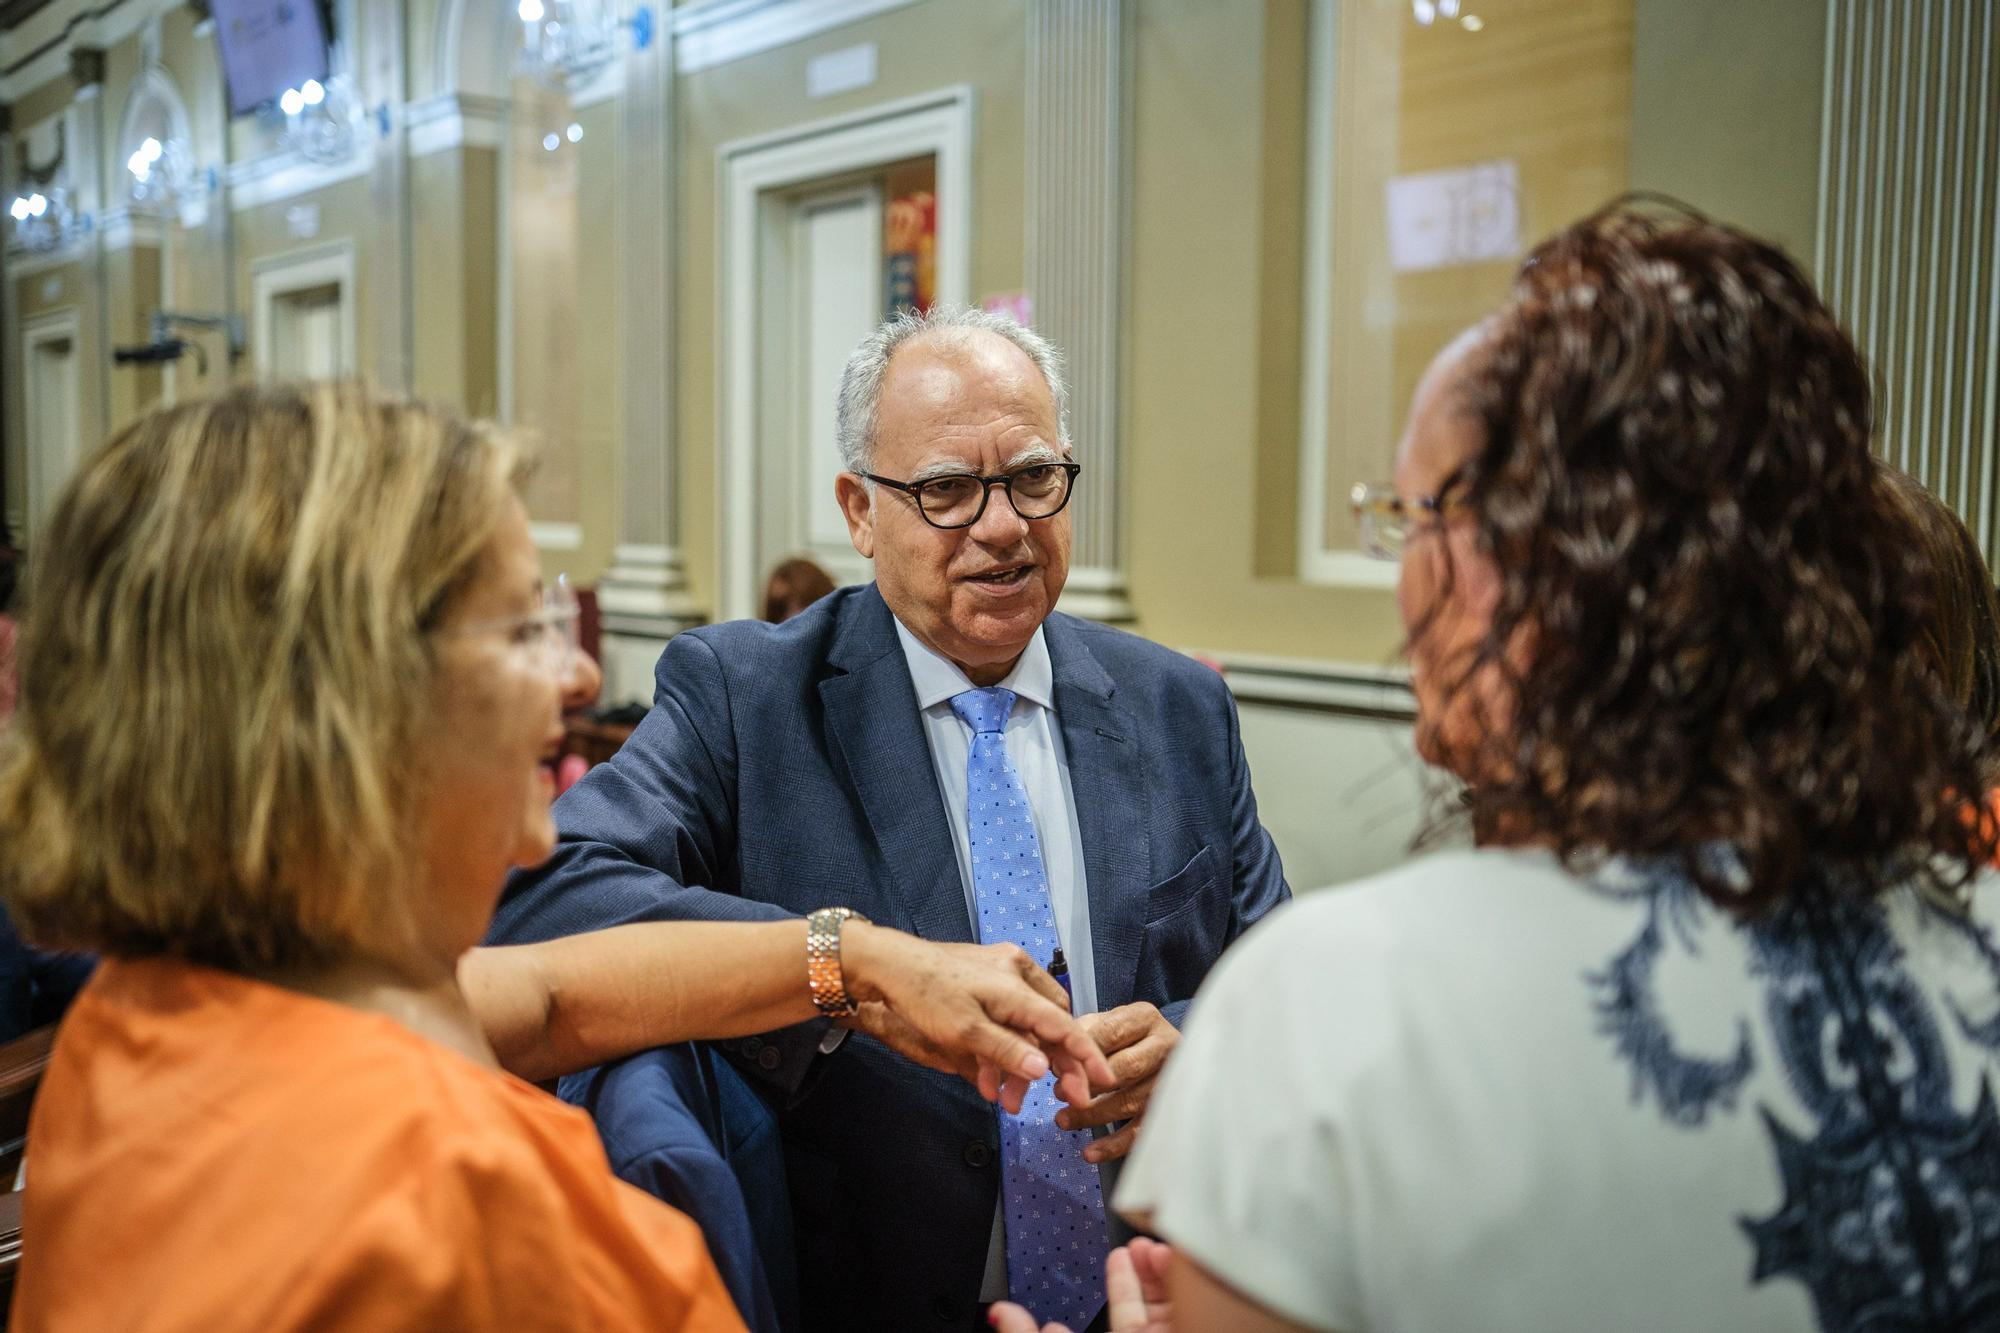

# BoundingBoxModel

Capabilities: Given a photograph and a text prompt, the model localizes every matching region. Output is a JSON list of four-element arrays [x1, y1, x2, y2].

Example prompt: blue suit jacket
[[490, 584, 1289, 1329]]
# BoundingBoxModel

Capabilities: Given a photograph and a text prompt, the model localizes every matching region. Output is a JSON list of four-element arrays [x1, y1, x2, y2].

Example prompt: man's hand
[[987, 1239, 1173, 1333], [1053, 1002, 1178, 1162], [838, 933, 1111, 1112]]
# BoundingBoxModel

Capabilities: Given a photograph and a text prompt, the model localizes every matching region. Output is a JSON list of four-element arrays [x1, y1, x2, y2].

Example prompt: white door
[[269, 283, 346, 380], [757, 183, 883, 593], [23, 321, 81, 541]]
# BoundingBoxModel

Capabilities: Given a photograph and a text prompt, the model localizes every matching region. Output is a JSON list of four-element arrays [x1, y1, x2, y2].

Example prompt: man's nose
[[968, 480, 1031, 544]]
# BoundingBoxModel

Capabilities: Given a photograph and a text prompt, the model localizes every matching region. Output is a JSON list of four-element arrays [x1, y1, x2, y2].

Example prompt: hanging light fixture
[[8, 120, 80, 252], [515, 0, 655, 93], [6, 185, 77, 251], [277, 74, 365, 165]]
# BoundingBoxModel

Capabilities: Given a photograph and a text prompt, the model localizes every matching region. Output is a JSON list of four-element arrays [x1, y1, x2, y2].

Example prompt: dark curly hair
[[1422, 201, 1995, 916], [1877, 462, 2000, 748]]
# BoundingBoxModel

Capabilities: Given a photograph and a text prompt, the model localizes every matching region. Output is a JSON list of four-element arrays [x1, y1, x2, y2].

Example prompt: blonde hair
[[0, 383, 528, 970]]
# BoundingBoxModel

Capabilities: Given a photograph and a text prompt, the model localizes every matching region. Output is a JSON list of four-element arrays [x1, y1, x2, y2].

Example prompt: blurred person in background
[[1006, 206, 2000, 1332], [1878, 462, 2000, 746], [0, 384, 1108, 1332], [762, 556, 837, 623]]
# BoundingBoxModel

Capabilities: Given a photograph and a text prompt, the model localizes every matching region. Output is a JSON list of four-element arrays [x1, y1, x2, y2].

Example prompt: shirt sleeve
[[1113, 898, 1380, 1333]]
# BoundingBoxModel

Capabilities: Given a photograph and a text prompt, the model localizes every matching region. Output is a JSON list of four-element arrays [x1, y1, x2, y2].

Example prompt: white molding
[[1201, 651, 1415, 717], [227, 145, 377, 212], [2, 241, 90, 277], [405, 93, 508, 157], [97, 206, 165, 251], [715, 85, 973, 620], [1300, 549, 1399, 589], [528, 520, 583, 552], [251, 240, 358, 377], [567, 60, 626, 109], [1295, 0, 1368, 589], [19, 305, 82, 544], [674, 0, 922, 74], [0, 0, 182, 102]]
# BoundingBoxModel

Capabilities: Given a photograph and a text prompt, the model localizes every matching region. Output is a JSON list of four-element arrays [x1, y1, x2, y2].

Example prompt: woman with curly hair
[[1008, 208, 2000, 1333]]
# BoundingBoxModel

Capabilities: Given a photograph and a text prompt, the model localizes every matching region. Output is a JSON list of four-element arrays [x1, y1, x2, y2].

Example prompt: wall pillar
[[1027, 0, 1134, 622], [595, 1, 702, 704]]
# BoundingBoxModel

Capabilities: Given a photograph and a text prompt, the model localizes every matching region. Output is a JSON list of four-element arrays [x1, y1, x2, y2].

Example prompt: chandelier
[[6, 185, 77, 252], [515, 0, 654, 93], [277, 75, 364, 165], [126, 135, 195, 208]]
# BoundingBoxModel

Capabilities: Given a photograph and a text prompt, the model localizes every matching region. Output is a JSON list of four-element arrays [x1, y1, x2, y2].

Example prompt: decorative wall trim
[[19, 305, 82, 543], [1817, 0, 2000, 558], [0, 0, 182, 103], [226, 144, 376, 212], [1296, 0, 1363, 587], [250, 239, 358, 376], [405, 93, 508, 157], [529, 520, 583, 552], [2, 240, 90, 276], [1026, 0, 1132, 622], [714, 84, 973, 620], [1204, 651, 1416, 719], [674, 0, 922, 75], [97, 204, 163, 250]]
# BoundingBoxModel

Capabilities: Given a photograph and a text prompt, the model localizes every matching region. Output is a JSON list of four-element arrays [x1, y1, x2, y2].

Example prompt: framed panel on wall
[[1295, 0, 1635, 586]]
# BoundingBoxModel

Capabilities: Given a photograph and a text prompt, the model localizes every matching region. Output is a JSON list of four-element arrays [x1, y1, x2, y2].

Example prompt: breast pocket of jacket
[[1133, 844, 1226, 1001]]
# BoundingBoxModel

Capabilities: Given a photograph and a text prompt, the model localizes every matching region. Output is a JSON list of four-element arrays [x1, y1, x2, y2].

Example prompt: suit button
[[757, 1046, 782, 1072], [932, 1295, 967, 1322], [962, 1140, 992, 1169], [741, 1036, 763, 1056]]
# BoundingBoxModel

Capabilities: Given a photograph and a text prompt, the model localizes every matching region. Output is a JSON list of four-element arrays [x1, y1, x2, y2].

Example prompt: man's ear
[[834, 472, 876, 559]]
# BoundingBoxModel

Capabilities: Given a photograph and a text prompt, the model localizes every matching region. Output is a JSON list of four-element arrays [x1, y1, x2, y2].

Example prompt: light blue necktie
[[951, 686, 1106, 1330]]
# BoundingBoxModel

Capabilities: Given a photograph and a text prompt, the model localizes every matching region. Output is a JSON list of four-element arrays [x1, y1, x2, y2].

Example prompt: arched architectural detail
[[435, 0, 515, 103]]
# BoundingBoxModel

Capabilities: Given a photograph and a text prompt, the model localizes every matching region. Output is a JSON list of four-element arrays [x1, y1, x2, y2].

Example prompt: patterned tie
[[950, 686, 1107, 1330]]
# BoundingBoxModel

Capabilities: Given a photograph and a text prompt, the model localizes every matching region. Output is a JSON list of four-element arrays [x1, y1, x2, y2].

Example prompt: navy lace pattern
[[1588, 871, 2000, 1329]]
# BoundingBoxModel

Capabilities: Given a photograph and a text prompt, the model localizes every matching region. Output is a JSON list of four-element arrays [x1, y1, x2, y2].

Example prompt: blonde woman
[[0, 385, 1108, 1332]]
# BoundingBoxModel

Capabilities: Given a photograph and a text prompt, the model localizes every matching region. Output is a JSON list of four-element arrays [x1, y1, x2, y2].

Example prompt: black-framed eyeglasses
[[860, 461, 1081, 530]]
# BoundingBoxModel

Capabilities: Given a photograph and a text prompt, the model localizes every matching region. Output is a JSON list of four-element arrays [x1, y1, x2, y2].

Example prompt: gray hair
[[833, 304, 1070, 474]]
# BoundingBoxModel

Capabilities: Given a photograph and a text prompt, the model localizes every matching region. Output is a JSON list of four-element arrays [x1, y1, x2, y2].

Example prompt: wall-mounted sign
[[1386, 159, 1519, 273]]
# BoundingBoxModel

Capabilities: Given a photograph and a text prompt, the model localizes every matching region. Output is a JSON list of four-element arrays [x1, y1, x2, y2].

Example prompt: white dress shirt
[[892, 615, 1103, 1303]]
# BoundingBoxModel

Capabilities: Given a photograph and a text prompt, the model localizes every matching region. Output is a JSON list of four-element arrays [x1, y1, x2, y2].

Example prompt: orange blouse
[[13, 957, 748, 1332]]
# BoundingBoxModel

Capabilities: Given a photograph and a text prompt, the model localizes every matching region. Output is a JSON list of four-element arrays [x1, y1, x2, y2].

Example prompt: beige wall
[[1126, 0, 1404, 663], [1629, 0, 1827, 265], [0, 0, 1852, 677], [671, 0, 1031, 611]]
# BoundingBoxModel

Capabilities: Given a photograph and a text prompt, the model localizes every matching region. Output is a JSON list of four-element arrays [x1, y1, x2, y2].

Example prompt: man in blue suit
[[491, 307, 1289, 1330]]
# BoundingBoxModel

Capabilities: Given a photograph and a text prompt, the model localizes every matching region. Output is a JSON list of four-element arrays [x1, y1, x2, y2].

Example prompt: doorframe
[[21, 306, 82, 543], [715, 85, 974, 621], [251, 240, 359, 378], [777, 180, 883, 590]]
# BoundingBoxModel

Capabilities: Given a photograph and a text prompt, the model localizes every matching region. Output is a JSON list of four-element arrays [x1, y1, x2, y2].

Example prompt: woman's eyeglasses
[[440, 573, 581, 677], [1349, 479, 1464, 561]]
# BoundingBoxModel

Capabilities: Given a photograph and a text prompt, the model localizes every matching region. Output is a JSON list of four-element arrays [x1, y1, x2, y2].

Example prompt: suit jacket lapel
[[819, 587, 976, 944], [1046, 616, 1152, 1013]]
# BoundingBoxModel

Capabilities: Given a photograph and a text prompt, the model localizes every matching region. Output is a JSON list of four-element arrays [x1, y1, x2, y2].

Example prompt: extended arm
[[460, 919, 1113, 1104]]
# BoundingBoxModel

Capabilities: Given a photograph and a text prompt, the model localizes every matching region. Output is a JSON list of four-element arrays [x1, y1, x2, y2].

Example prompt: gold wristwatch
[[806, 907, 868, 1018]]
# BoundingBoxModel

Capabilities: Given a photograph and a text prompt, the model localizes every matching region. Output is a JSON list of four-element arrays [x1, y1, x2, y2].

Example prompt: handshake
[[836, 923, 1180, 1162]]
